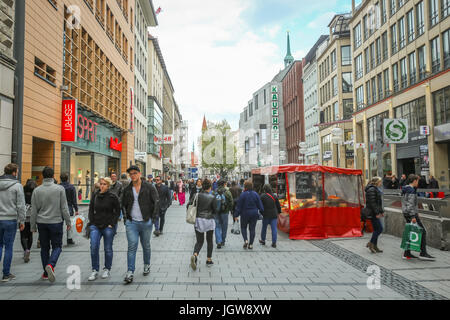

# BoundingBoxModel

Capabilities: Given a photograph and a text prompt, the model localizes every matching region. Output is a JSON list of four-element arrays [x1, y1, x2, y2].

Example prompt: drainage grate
[[310, 240, 448, 300]]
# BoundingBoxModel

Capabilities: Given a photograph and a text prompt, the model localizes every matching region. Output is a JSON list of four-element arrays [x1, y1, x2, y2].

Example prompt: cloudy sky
[[150, 0, 355, 151]]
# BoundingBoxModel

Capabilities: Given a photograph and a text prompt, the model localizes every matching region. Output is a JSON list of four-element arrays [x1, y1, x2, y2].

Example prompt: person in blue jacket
[[234, 180, 264, 250]]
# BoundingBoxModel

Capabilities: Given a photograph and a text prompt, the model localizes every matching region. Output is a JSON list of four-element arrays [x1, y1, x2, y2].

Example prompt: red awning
[[252, 164, 363, 176]]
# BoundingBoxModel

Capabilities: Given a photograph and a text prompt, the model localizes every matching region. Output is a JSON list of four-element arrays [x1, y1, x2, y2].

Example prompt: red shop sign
[[110, 137, 122, 152], [61, 99, 78, 142], [77, 114, 98, 142]]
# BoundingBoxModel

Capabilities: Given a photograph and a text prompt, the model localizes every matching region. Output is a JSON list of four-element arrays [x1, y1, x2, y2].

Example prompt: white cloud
[[307, 11, 336, 29], [151, 0, 286, 149], [263, 25, 281, 38]]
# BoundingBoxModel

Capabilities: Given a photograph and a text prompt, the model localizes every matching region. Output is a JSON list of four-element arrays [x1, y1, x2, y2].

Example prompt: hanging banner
[[383, 119, 408, 144], [61, 99, 78, 142]]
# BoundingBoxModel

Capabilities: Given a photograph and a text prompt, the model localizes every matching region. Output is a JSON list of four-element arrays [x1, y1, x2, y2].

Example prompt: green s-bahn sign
[[383, 119, 408, 144]]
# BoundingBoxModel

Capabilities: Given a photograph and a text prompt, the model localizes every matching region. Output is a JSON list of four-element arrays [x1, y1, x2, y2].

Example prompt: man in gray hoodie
[[0, 163, 26, 282], [31, 167, 72, 283]]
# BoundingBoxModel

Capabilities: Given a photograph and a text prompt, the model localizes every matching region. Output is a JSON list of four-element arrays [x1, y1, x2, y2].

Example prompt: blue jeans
[[261, 218, 277, 244], [125, 219, 152, 272], [37, 222, 63, 271], [0, 220, 17, 276], [240, 214, 258, 245], [370, 217, 383, 246], [90, 225, 116, 271], [214, 213, 229, 244]]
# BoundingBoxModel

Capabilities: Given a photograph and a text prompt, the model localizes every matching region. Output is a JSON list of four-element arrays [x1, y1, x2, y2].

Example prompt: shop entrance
[[398, 158, 416, 176], [32, 138, 54, 185]]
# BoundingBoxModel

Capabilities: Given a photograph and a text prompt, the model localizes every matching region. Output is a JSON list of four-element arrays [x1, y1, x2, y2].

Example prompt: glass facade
[[394, 96, 427, 132], [433, 86, 450, 126], [147, 98, 163, 156]]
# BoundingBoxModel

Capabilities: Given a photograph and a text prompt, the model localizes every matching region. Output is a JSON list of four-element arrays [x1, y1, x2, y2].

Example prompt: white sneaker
[[88, 271, 98, 281], [101, 269, 111, 279]]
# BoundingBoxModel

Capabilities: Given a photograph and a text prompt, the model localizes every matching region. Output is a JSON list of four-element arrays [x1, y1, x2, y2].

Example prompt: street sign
[[420, 125, 430, 136], [135, 151, 147, 162], [383, 119, 408, 144], [355, 143, 365, 149]]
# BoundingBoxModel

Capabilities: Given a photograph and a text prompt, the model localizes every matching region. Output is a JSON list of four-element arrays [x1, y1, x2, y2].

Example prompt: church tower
[[284, 31, 294, 68]]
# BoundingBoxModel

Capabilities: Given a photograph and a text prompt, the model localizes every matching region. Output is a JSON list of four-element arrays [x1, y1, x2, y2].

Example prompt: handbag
[[186, 193, 198, 224], [231, 219, 240, 235], [361, 207, 372, 220]]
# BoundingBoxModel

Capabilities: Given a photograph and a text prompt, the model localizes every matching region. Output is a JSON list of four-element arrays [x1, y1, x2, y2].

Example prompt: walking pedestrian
[[229, 181, 242, 234], [30, 167, 72, 283], [189, 179, 202, 202], [0, 163, 26, 282], [109, 173, 123, 200], [391, 175, 399, 190], [85, 170, 91, 200], [188, 179, 217, 270], [87, 177, 120, 281], [259, 184, 281, 248], [154, 176, 172, 236], [428, 175, 439, 198], [22, 179, 37, 263], [147, 175, 154, 185], [235, 180, 264, 250], [364, 177, 384, 253], [121, 165, 159, 284], [212, 179, 218, 192], [401, 174, 435, 261], [213, 179, 233, 249], [399, 174, 407, 189], [177, 179, 186, 206], [118, 173, 130, 221], [60, 172, 78, 246]]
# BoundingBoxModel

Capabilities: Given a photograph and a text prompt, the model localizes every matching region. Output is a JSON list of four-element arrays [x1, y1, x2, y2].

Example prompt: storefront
[[61, 104, 122, 204], [367, 111, 390, 179]]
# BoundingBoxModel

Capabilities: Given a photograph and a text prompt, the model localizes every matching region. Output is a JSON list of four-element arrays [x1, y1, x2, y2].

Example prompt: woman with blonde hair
[[365, 176, 384, 253], [87, 177, 121, 281]]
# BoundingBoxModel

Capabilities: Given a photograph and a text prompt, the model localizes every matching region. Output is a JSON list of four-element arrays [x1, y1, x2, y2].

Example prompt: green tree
[[201, 119, 237, 178]]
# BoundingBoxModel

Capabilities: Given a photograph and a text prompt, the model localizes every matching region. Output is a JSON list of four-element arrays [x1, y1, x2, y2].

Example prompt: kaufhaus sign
[[271, 85, 279, 145]]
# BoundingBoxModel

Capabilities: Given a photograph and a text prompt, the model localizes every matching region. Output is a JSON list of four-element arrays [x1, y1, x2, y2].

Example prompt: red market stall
[[251, 164, 365, 240]]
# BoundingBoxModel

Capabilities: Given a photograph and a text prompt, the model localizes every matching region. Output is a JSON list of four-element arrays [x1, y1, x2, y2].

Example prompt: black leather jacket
[[187, 191, 217, 219], [365, 185, 383, 217], [156, 183, 172, 211], [122, 181, 159, 222]]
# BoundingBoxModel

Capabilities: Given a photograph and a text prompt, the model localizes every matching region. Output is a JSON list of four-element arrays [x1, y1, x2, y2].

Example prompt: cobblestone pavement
[[1, 200, 449, 300]]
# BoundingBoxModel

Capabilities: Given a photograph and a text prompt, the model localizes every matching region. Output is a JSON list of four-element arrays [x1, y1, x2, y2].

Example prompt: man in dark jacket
[[154, 176, 172, 236], [399, 174, 407, 188], [401, 174, 434, 261], [213, 180, 234, 249], [121, 165, 159, 284], [428, 175, 439, 198], [60, 173, 78, 246], [109, 173, 123, 203]]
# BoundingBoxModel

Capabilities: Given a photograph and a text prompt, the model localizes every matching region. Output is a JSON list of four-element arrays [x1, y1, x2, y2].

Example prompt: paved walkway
[[1, 200, 449, 300]]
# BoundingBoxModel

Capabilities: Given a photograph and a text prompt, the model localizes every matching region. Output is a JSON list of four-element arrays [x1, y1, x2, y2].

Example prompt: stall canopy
[[252, 164, 364, 240]]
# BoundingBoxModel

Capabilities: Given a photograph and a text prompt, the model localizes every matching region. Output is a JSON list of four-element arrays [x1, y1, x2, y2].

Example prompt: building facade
[[239, 73, 288, 178], [350, 0, 450, 186], [0, 0, 16, 170], [303, 36, 329, 164], [19, 0, 135, 200], [317, 14, 355, 168], [133, 0, 157, 175], [282, 60, 305, 164]]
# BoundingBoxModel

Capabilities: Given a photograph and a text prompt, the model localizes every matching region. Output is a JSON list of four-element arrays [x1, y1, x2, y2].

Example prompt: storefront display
[[252, 165, 364, 240]]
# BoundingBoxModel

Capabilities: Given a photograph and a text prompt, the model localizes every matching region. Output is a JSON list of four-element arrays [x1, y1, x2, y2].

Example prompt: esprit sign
[[77, 114, 98, 142], [61, 100, 78, 142]]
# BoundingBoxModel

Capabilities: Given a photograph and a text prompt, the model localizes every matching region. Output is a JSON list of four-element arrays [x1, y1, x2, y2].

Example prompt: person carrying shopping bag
[[87, 177, 121, 281], [401, 174, 435, 261]]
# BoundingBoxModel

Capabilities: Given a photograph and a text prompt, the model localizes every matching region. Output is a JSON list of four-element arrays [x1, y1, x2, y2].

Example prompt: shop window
[[433, 86, 450, 126], [96, 0, 105, 28]]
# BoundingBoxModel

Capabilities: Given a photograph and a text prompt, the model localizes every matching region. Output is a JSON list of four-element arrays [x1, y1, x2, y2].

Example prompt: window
[[398, 0, 404, 8], [384, 69, 390, 96], [444, 29, 450, 69], [343, 99, 353, 119], [363, 15, 369, 41], [341, 46, 351, 65], [407, 10, 415, 42], [375, 37, 382, 65], [245, 140, 249, 153], [366, 80, 371, 105], [377, 73, 383, 100], [261, 127, 267, 145], [400, 58, 408, 89], [409, 51, 417, 85], [417, 1, 425, 36], [365, 47, 370, 73], [443, 0, 450, 19], [331, 50, 337, 70], [390, 0, 396, 16], [418, 45, 427, 80], [371, 77, 377, 103], [382, 32, 388, 60], [130, 7, 133, 31], [249, 102, 253, 117], [48, 0, 57, 9], [354, 23, 362, 49], [96, 0, 105, 27], [393, 63, 399, 92], [398, 17, 405, 49], [370, 43, 376, 69], [333, 102, 339, 121], [264, 89, 267, 105], [381, 0, 387, 24], [356, 85, 364, 110], [332, 76, 338, 97], [433, 86, 450, 126], [244, 109, 248, 122], [342, 72, 353, 93], [391, 24, 397, 54], [34, 57, 56, 86], [430, 0, 439, 27], [431, 36, 441, 73], [355, 54, 363, 80], [394, 97, 427, 131], [255, 94, 258, 110]]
